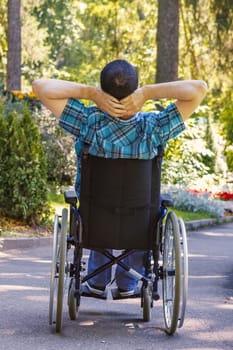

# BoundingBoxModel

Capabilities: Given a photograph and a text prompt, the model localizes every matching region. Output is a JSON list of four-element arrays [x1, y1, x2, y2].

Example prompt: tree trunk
[[7, 0, 21, 90], [156, 0, 179, 83]]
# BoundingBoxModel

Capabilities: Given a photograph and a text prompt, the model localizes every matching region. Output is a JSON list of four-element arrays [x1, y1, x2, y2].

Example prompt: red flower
[[187, 189, 233, 201], [215, 192, 233, 201]]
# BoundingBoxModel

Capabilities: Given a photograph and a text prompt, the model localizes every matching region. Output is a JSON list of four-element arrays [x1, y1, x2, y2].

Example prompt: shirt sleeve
[[59, 98, 88, 137], [157, 103, 185, 145]]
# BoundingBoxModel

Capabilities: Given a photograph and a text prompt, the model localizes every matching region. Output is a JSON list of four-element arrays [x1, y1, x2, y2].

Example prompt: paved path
[[0, 223, 232, 350]]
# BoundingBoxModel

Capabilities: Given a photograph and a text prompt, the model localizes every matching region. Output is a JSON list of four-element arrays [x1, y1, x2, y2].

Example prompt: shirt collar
[[104, 112, 140, 124]]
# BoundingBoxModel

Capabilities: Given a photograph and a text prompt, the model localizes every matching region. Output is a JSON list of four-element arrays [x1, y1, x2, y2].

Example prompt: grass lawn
[[173, 208, 215, 221], [47, 190, 69, 216]]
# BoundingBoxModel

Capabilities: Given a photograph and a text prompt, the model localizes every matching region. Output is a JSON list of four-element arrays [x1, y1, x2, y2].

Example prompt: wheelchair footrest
[[81, 284, 107, 300], [111, 287, 141, 300]]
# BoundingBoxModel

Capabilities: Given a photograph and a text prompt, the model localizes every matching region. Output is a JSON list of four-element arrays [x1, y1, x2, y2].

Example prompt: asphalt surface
[[0, 222, 232, 350]]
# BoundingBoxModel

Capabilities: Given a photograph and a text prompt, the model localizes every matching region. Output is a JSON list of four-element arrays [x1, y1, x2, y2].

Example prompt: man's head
[[100, 59, 138, 100]]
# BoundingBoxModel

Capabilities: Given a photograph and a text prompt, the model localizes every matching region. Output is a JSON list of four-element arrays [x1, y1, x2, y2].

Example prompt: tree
[[7, 0, 21, 90], [156, 0, 179, 82]]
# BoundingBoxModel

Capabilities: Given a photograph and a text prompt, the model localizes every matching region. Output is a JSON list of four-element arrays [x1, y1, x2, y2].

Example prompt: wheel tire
[[143, 287, 152, 322], [162, 211, 181, 335], [178, 218, 188, 328], [55, 208, 68, 333], [49, 215, 59, 326], [68, 278, 77, 320]]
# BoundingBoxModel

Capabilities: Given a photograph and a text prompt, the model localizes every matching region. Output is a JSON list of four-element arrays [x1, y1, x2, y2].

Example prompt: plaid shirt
[[59, 98, 185, 196]]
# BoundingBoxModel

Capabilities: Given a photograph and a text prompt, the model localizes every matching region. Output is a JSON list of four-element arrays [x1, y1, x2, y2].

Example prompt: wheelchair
[[48, 149, 188, 335]]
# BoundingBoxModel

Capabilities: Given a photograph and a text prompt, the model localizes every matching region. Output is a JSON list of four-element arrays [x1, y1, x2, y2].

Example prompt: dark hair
[[100, 59, 138, 99]]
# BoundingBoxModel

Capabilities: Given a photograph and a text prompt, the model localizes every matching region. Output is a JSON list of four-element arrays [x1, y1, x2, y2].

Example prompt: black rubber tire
[[177, 218, 188, 328], [55, 208, 68, 333], [162, 211, 181, 335], [68, 278, 77, 320], [49, 215, 59, 326], [143, 287, 152, 322]]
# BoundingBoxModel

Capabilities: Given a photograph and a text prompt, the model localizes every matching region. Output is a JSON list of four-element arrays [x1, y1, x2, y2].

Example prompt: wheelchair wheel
[[142, 284, 152, 322], [68, 277, 77, 320], [162, 211, 181, 335], [49, 214, 59, 326], [49, 208, 68, 333], [177, 218, 188, 328]]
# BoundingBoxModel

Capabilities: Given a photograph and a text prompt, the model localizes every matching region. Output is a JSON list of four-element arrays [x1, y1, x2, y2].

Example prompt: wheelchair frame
[[48, 191, 188, 335]]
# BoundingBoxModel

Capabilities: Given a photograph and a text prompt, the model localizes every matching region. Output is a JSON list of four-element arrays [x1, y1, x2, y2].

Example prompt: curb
[[1, 216, 233, 251], [0, 236, 52, 251], [185, 216, 233, 231]]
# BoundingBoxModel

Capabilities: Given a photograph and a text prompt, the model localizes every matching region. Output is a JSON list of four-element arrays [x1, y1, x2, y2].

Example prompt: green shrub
[[225, 145, 233, 172], [0, 102, 8, 203], [33, 108, 76, 185], [0, 101, 50, 224], [162, 116, 211, 185], [202, 115, 217, 173]]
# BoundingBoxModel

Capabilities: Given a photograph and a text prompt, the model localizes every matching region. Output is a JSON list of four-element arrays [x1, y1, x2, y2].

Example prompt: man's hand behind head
[[92, 88, 127, 118], [120, 88, 146, 118]]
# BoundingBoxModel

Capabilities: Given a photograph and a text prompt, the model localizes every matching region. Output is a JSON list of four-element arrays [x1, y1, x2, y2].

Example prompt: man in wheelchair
[[33, 60, 207, 301]]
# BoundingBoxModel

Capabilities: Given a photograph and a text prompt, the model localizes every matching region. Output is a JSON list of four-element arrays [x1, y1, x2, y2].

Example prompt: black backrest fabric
[[79, 153, 162, 249]]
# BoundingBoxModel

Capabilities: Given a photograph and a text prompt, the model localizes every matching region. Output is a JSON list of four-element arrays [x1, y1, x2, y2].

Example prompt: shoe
[[111, 287, 141, 300], [81, 282, 107, 300]]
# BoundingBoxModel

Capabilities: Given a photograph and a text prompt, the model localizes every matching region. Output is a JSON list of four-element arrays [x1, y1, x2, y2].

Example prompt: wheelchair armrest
[[160, 194, 173, 208], [64, 190, 78, 205]]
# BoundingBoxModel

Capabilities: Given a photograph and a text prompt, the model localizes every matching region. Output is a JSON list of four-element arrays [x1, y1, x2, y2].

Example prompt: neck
[[118, 114, 134, 120]]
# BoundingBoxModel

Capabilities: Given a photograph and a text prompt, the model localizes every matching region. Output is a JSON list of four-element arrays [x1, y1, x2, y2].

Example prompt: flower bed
[[187, 188, 233, 201], [162, 185, 233, 218], [214, 192, 233, 201], [2, 90, 42, 111]]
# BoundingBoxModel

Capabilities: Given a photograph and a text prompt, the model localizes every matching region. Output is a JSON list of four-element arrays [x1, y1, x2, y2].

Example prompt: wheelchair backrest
[[79, 152, 163, 249]]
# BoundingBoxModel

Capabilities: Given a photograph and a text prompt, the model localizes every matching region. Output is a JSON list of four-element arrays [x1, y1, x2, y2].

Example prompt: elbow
[[32, 79, 47, 98], [198, 80, 208, 98], [32, 79, 41, 97]]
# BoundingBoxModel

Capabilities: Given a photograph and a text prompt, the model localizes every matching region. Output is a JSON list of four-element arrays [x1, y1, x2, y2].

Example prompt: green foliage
[[173, 208, 215, 221], [199, 111, 217, 173], [0, 99, 50, 224], [216, 89, 233, 172], [1, 0, 232, 189], [211, 0, 233, 32], [33, 108, 76, 185], [0, 101, 8, 202], [219, 90, 233, 144], [162, 113, 217, 185], [33, 0, 72, 60], [32, 0, 157, 84], [143, 100, 219, 185], [225, 146, 233, 172]]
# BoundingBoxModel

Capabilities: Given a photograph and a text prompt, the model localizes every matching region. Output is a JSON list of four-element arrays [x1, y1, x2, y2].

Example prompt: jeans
[[87, 249, 145, 291]]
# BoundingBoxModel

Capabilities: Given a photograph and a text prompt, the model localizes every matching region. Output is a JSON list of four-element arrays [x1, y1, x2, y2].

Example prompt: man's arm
[[32, 78, 126, 118], [121, 80, 208, 121]]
